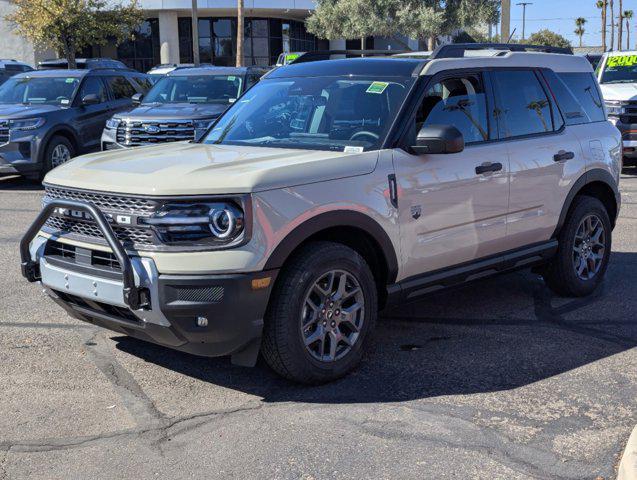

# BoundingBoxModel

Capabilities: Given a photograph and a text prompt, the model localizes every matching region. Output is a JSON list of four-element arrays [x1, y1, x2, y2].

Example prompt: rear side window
[[557, 72, 605, 123], [132, 75, 152, 92], [79, 77, 107, 103], [105, 76, 137, 100], [492, 70, 553, 138]]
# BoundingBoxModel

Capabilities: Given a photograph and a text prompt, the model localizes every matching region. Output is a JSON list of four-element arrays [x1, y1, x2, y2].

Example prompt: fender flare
[[553, 168, 621, 236], [263, 210, 399, 283], [38, 126, 80, 164]]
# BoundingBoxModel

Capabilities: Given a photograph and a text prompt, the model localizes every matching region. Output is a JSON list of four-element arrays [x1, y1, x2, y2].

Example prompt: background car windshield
[[202, 76, 412, 152], [0, 76, 80, 105], [143, 75, 243, 104], [600, 55, 637, 83]]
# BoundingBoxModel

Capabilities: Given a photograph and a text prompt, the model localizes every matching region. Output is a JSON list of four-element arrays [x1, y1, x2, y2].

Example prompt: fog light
[[196, 316, 208, 327]]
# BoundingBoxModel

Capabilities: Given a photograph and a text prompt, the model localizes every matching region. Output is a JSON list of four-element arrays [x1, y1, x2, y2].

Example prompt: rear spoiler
[[431, 43, 574, 59]]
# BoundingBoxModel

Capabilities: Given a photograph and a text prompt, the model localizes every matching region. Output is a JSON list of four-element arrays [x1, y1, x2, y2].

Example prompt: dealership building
[[0, 0, 418, 71]]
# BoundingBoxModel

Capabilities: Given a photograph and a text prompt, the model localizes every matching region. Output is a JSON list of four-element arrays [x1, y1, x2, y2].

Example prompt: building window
[[117, 19, 160, 72]]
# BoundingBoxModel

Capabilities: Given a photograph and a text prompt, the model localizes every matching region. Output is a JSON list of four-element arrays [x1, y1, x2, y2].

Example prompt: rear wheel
[[39, 136, 75, 181], [543, 196, 612, 297], [262, 241, 377, 384]]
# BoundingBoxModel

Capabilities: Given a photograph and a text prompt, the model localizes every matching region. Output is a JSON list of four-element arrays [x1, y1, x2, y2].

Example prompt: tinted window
[[542, 70, 588, 125], [105, 76, 137, 100], [132, 76, 153, 92], [78, 77, 106, 103], [414, 74, 489, 145], [557, 72, 605, 123], [144, 75, 243, 104], [492, 70, 553, 138], [0, 76, 80, 105], [600, 54, 637, 83]]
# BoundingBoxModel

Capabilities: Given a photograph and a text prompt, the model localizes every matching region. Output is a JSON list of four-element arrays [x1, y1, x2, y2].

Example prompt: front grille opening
[[45, 240, 122, 272], [116, 120, 195, 147], [92, 250, 121, 270], [55, 290, 139, 323], [44, 215, 155, 246]]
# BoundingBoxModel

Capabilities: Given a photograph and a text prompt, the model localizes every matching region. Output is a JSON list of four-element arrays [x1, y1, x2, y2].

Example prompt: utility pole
[[501, 0, 511, 42], [191, 0, 200, 66], [517, 2, 533, 40]]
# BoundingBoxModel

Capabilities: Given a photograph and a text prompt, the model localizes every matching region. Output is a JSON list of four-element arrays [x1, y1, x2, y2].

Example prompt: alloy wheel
[[51, 144, 71, 168], [573, 213, 606, 281], [300, 269, 365, 362]]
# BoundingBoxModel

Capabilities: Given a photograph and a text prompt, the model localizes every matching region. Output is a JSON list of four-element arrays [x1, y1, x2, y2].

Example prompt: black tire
[[543, 196, 612, 297], [39, 136, 75, 181], [262, 241, 378, 384]]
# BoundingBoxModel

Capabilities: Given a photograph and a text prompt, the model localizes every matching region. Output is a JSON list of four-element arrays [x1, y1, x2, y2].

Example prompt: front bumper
[[22, 199, 277, 365], [0, 130, 44, 175], [610, 118, 637, 162]]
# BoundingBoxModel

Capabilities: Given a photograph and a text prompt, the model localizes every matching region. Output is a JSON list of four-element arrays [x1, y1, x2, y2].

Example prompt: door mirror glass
[[411, 125, 465, 155], [81, 93, 100, 106], [132, 93, 143, 106]]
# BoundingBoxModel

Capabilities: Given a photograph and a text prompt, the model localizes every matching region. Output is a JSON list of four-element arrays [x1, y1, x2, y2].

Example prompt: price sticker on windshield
[[366, 81, 389, 94], [607, 55, 637, 68]]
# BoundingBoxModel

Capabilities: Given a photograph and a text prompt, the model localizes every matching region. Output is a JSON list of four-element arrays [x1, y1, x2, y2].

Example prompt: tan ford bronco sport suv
[[21, 45, 622, 384]]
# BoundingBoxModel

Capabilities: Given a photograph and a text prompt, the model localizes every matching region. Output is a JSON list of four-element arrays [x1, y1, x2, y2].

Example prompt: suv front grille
[[0, 120, 9, 145], [116, 120, 195, 147], [45, 240, 122, 271], [44, 186, 157, 215], [44, 215, 155, 246]]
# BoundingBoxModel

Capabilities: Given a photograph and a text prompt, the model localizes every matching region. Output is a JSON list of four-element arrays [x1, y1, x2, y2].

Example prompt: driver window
[[79, 77, 106, 103], [408, 73, 489, 146]]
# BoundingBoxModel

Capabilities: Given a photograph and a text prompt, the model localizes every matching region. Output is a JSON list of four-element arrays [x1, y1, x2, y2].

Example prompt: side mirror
[[131, 93, 143, 106], [81, 94, 100, 106], [411, 125, 465, 155]]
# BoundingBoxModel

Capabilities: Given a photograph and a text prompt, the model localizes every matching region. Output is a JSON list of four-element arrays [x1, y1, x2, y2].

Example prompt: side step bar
[[387, 240, 558, 304], [19, 199, 147, 310]]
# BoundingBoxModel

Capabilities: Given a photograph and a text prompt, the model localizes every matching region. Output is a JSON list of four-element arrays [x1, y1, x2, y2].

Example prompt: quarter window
[[557, 72, 605, 123], [105, 76, 137, 100], [492, 70, 554, 138], [411, 74, 489, 145]]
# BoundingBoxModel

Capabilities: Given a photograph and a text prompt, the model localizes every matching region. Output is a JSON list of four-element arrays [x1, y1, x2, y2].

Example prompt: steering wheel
[[349, 131, 379, 143]]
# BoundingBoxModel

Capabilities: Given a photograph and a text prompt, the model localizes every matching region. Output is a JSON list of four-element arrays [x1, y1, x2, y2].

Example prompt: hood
[[117, 103, 228, 121], [0, 103, 63, 118], [44, 142, 379, 196], [599, 82, 637, 101]]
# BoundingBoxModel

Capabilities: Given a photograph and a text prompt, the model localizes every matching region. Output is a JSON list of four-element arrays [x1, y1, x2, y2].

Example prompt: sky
[[507, 0, 637, 49]]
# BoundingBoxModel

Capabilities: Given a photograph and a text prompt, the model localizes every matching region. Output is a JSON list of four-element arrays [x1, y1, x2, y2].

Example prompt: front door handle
[[554, 150, 575, 162], [475, 162, 503, 175]]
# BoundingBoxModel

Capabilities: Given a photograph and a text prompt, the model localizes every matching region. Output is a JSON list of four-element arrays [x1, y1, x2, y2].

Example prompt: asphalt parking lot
[[0, 172, 636, 480]]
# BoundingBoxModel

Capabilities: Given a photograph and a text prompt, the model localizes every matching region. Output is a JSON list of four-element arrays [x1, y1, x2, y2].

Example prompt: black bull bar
[[20, 199, 146, 310]]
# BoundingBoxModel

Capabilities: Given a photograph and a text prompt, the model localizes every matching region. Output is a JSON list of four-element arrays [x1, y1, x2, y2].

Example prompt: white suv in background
[[22, 45, 621, 384]]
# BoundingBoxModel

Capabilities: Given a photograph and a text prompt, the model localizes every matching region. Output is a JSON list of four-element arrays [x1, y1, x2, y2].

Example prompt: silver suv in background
[[22, 45, 621, 384]]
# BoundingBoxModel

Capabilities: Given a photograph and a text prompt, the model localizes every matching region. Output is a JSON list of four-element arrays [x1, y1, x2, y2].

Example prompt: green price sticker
[[227, 76, 236, 81], [607, 55, 637, 68], [366, 81, 389, 94], [65, 78, 76, 83]]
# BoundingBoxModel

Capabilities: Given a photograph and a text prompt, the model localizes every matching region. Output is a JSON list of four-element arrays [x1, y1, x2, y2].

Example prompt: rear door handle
[[475, 162, 503, 175], [554, 150, 575, 162]]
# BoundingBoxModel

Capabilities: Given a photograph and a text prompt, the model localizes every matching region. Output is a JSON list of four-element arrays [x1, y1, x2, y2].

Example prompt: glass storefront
[[117, 19, 161, 72], [178, 18, 319, 66]]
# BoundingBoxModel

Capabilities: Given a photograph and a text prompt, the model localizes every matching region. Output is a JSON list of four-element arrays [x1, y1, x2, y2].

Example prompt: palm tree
[[626, 10, 634, 49], [236, 0, 244, 67], [575, 17, 587, 47], [619, 0, 624, 50], [610, 0, 615, 50], [598, 0, 608, 51]]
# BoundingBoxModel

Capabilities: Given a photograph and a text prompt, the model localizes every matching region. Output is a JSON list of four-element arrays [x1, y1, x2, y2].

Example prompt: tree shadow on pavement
[[114, 252, 637, 404]]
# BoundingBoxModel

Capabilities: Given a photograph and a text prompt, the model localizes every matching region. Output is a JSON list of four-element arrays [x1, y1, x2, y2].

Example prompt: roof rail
[[430, 43, 574, 59], [290, 49, 408, 64]]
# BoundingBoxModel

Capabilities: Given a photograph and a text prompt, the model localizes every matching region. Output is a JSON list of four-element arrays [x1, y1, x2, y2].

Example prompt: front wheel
[[262, 241, 378, 384], [543, 196, 612, 297], [40, 136, 75, 181]]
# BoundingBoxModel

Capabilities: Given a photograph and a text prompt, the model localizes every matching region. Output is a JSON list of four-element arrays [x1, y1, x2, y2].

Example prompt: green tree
[[525, 29, 572, 49], [5, 0, 143, 69], [625, 10, 633, 49], [575, 17, 587, 47], [597, 0, 608, 51], [307, 0, 499, 51]]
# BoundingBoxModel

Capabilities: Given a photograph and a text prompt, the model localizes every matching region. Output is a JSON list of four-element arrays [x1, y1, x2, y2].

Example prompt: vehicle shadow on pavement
[[0, 175, 43, 191], [114, 251, 637, 404]]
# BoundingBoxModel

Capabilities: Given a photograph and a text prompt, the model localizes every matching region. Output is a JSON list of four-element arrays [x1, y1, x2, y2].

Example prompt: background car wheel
[[543, 196, 612, 297], [40, 136, 75, 180], [262, 241, 378, 384]]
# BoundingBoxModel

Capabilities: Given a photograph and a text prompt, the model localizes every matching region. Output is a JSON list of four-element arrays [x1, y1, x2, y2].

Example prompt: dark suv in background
[[0, 60, 33, 86], [0, 68, 151, 181], [38, 58, 129, 70], [101, 66, 268, 149]]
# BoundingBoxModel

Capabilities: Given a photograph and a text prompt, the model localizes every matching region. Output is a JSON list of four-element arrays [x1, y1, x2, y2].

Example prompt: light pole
[[517, 2, 533, 40], [191, 0, 200, 66]]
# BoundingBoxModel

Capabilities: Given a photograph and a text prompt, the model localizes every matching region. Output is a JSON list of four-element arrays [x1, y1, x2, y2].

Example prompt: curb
[[618, 425, 637, 480]]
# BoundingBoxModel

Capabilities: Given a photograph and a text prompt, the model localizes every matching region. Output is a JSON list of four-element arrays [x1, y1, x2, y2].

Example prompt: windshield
[[143, 75, 243, 104], [0, 76, 81, 105], [600, 54, 637, 83], [202, 76, 413, 152]]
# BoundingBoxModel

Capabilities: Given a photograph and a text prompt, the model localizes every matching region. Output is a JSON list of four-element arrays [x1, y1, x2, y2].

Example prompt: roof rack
[[430, 43, 573, 59], [290, 50, 408, 64]]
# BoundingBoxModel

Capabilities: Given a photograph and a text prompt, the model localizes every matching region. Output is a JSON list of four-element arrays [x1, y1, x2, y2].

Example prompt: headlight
[[605, 102, 624, 116], [105, 118, 121, 130], [141, 200, 246, 246], [9, 118, 45, 130]]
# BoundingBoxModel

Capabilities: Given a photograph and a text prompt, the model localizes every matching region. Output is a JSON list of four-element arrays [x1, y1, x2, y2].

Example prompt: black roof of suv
[[38, 58, 130, 70]]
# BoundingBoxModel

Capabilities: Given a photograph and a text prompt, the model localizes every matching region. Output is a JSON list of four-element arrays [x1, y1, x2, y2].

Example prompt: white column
[[159, 10, 180, 65]]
